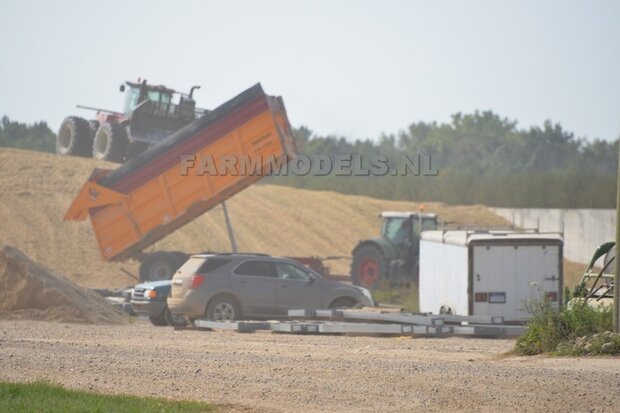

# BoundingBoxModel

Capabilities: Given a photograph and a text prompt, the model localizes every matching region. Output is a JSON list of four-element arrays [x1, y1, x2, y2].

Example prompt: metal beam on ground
[[194, 320, 271, 332], [435, 314, 504, 325], [287, 309, 444, 326], [451, 324, 524, 337]]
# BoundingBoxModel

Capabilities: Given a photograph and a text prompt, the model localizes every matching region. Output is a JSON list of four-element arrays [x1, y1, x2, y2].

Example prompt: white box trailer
[[419, 230, 563, 322]]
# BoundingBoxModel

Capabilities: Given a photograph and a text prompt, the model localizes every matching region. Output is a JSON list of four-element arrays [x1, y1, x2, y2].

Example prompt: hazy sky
[[1, 0, 618, 141]]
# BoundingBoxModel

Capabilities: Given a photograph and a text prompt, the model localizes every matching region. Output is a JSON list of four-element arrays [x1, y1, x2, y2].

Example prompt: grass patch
[[514, 299, 617, 356], [372, 284, 419, 312], [0, 381, 215, 413]]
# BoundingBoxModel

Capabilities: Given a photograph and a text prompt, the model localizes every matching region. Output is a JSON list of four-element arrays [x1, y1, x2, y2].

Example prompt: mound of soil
[[0, 245, 127, 324]]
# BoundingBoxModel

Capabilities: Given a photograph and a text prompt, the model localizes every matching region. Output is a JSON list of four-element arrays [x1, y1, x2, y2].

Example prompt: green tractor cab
[[351, 211, 438, 289], [571, 241, 615, 308]]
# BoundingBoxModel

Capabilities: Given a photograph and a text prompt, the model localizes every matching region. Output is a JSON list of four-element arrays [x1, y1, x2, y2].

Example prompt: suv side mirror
[[119, 84, 125, 92]]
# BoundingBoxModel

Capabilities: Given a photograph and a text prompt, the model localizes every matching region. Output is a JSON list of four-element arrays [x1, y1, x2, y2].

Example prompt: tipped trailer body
[[419, 230, 563, 322], [65, 84, 295, 278]]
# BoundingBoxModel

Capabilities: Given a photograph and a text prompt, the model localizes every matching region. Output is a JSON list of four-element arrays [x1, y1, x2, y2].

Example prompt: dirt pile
[[0, 148, 509, 288], [0, 245, 127, 324]]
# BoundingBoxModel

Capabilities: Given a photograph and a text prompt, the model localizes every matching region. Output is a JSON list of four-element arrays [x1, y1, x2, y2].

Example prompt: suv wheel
[[330, 297, 357, 309], [164, 307, 188, 327], [206, 297, 241, 321]]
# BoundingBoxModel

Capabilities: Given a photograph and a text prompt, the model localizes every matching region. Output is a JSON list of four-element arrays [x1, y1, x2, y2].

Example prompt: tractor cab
[[121, 82, 175, 115], [380, 211, 438, 250], [351, 211, 438, 289], [119, 80, 201, 144]]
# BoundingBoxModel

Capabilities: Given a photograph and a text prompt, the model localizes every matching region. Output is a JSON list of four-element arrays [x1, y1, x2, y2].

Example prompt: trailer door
[[472, 245, 516, 320], [514, 244, 561, 320], [473, 244, 560, 321]]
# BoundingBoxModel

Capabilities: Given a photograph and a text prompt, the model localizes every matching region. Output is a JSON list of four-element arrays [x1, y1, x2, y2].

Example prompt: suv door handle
[[280, 284, 288, 288]]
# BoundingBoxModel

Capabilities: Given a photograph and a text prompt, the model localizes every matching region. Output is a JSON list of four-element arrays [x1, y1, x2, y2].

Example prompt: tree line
[[0, 116, 55, 153], [269, 111, 619, 208], [1, 112, 617, 207]]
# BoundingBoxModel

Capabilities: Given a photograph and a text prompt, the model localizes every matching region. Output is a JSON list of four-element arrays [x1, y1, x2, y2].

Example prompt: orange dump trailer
[[65, 84, 296, 280]]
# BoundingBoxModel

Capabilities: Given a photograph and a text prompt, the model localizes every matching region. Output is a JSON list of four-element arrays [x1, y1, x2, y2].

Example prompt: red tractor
[[57, 80, 203, 162]]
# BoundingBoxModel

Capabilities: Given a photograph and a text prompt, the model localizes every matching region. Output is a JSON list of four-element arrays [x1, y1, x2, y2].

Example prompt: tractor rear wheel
[[125, 141, 149, 160], [93, 122, 129, 162], [88, 120, 100, 137], [351, 245, 388, 289], [56, 116, 93, 157]]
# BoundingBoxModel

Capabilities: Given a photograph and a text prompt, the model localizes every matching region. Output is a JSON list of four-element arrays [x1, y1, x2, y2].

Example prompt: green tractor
[[571, 241, 615, 307], [351, 211, 438, 289]]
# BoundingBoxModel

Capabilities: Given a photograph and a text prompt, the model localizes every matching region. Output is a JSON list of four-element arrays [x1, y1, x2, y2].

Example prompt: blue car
[[130, 281, 187, 326]]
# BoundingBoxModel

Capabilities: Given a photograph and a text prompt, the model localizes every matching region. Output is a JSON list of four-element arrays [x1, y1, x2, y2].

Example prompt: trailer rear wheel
[[170, 251, 190, 270], [139, 251, 180, 281], [93, 122, 128, 162], [57, 116, 93, 157], [351, 245, 387, 289]]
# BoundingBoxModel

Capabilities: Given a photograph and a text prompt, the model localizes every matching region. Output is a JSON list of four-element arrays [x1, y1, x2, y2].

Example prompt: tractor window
[[160, 93, 172, 105], [412, 218, 438, 235], [147, 90, 161, 103], [383, 218, 408, 243], [421, 218, 437, 232], [123, 87, 141, 113]]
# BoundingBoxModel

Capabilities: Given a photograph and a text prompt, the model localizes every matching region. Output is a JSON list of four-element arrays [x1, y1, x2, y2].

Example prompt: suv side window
[[197, 258, 231, 274], [276, 263, 312, 281], [234, 260, 277, 278]]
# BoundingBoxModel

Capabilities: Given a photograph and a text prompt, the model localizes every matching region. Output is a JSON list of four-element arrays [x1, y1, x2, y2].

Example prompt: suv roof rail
[[215, 252, 271, 257]]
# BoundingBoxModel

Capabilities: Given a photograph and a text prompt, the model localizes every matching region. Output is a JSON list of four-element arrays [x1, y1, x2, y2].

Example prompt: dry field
[[0, 148, 510, 289]]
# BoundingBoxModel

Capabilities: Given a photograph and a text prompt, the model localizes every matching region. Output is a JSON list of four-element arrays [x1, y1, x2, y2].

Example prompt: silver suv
[[167, 253, 374, 321]]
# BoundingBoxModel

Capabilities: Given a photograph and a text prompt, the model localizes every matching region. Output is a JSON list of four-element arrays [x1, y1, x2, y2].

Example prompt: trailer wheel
[[351, 245, 387, 289], [57, 116, 93, 157], [139, 251, 179, 281], [93, 122, 128, 162], [439, 306, 453, 315]]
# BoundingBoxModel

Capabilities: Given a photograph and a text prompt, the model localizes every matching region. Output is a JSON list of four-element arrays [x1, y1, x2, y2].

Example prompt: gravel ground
[[0, 320, 618, 412]]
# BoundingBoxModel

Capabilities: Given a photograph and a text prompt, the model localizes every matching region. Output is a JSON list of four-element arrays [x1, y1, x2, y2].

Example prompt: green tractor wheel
[[351, 245, 388, 289]]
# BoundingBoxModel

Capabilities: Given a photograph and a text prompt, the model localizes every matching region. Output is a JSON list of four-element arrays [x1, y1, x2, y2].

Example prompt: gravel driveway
[[1, 320, 618, 412]]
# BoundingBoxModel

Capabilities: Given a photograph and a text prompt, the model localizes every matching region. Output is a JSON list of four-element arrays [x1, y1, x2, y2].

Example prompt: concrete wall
[[492, 208, 615, 264]]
